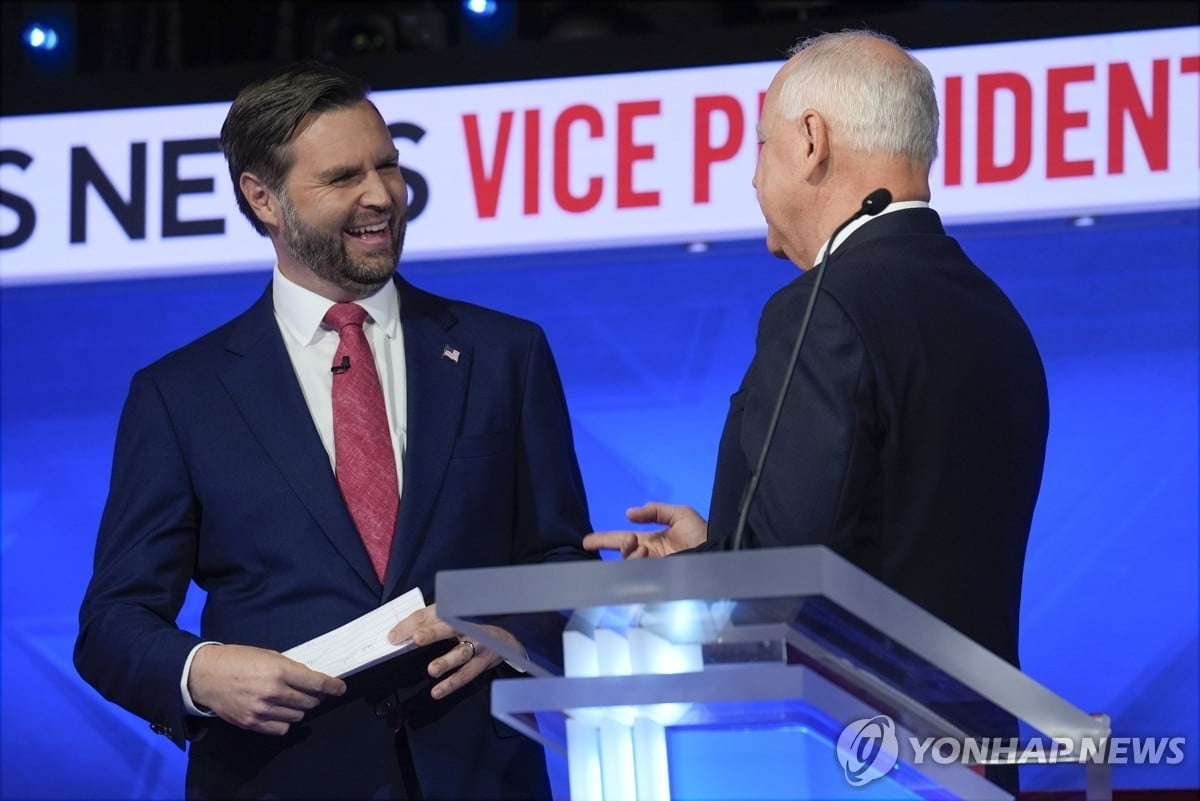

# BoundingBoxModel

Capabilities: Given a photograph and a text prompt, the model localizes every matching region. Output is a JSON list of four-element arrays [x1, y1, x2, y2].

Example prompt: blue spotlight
[[23, 23, 60, 52], [464, 0, 498, 18]]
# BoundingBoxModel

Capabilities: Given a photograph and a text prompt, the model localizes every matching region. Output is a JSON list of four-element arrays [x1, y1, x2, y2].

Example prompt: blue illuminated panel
[[1, 209, 1196, 797]]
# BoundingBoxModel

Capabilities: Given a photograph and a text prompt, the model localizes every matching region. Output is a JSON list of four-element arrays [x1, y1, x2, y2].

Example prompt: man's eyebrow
[[316, 164, 358, 181], [315, 149, 400, 181]]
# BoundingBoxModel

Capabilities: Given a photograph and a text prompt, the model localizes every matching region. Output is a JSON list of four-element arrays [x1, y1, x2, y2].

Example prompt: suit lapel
[[218, 286, 382, 594], [384, 277, 470, 598]]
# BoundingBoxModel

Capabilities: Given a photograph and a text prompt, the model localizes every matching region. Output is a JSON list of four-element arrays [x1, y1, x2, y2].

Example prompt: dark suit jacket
[[705, 208, 1048, 667], [75, 275, 594, 799]]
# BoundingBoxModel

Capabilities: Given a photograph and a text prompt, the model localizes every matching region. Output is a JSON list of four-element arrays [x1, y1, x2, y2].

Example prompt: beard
[[279, 192, 405, 295]]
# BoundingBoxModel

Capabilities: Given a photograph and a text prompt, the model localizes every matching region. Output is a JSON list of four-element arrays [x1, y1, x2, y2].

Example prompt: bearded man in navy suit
[[76, 62, 593, 800]]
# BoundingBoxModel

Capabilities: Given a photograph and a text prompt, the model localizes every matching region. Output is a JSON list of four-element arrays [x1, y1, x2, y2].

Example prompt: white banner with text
[[1, 26, 1196, 285]]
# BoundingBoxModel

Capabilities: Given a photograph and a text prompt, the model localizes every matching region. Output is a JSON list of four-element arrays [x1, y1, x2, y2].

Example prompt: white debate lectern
[[438, 546, 1110, 801]]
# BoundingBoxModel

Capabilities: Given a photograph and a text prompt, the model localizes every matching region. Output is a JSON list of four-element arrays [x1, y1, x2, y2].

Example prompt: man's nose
[[360, 169, 394, 209]]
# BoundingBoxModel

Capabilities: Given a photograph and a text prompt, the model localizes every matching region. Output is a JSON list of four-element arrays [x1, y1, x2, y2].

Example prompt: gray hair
[[779, 30, 939, 169]]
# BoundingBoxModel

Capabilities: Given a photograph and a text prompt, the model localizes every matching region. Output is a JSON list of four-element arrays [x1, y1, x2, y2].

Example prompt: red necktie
[[323, 303, 398, 583]]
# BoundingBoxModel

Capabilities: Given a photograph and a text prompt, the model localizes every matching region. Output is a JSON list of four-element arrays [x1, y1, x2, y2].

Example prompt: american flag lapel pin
[[441, 344, 461, 363]]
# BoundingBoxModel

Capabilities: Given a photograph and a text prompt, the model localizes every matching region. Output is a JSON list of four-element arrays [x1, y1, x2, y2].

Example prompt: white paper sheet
[[282, 587, 426, 678]]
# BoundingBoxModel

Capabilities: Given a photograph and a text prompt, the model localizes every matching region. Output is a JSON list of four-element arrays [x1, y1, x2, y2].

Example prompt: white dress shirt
[[181, 266, 408, 715], [813, 199, 931, 265], [271, 264, 408, 487]]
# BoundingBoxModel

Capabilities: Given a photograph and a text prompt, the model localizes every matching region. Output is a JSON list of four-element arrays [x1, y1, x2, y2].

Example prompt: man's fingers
[[275, 682, 336, 711], [625, 503, 667, 524], [286, 669, 346, 700], [388, 604, 454, 646], [387, 607, 430, 645], [425, 623, 520, 700], [429, 653, 489, 700], [619, 538, 642, 558], [585, 529, 665, 559], [248, 719, 292, 737], [276, 655, 346, 700], [227, 699, 303, 733], [189, 645, 351, 737], [406, 620, 454, 648], [582, 531, 638, 552], [260, 702, 308, 723], [428, 640, 476, 680], [387, 609, 425, 645]]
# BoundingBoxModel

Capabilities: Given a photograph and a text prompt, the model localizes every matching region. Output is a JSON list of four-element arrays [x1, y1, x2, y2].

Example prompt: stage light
[[13, 11, 74, 75], [459, 0, 512, 48], [464, 0, 498, 18], [23, 23, 59, 52]]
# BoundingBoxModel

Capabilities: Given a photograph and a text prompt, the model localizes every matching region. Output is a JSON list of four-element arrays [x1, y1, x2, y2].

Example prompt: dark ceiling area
[[2, 0, 1196, 115]]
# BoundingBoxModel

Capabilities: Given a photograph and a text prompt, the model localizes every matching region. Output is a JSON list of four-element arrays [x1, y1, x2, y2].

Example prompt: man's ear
[[797, 109, 830, 180], [239, 172, 280, 230]]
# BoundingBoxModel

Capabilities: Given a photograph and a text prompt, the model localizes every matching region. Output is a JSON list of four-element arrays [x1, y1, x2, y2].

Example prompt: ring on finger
[[461, 640, 477, 661]]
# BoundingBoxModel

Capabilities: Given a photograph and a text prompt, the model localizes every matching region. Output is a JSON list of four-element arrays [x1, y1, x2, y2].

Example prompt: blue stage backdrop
[[1, 208, 1197, 798]]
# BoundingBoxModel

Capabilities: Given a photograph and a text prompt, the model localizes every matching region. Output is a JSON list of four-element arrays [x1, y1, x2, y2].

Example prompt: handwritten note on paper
[[283, 587, 426, 678]]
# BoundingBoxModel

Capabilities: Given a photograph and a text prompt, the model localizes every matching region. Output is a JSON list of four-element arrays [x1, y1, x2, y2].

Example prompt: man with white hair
[[586, 30, 1048, 672]]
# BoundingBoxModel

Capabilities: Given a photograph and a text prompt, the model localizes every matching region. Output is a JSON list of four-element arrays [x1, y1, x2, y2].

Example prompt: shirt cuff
[[181, 641, 222, 717]]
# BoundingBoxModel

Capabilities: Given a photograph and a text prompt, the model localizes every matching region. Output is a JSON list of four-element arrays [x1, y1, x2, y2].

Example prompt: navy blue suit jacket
[[704, 208, 1048, 668], [75, 275, 594, 799]]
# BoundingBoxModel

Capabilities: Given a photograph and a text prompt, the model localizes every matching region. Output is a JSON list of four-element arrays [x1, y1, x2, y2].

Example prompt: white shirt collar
[[813, 199, 931, 266], [271, 265, 400, 346]]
